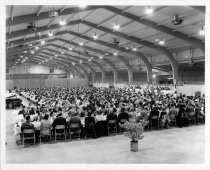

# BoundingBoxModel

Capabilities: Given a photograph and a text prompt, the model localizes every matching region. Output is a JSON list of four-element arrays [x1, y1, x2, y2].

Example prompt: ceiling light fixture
[[61, 50, 65, 54], [79, 60, 83, 64], [132, 46, 137, 51], [48, 30, 53, 37], [159, 39, 165, 45], [113, 51, 118, 56], [69, 46, 72, 50], [31, 50, 34, 54], [35, 46, 39, 50], [72, 62, 75, 65], [114, 22, 120, 30], [93, 33, 98, 40], [152, 74, 156, 78], [55, 54, 57, 57], [199, 26, 205, 35], [79, 40, 83, 46], [41, 39, 45, 44], [146, 6, 154, 14], [88, 58, 92, 62], [20, 55, 23, 58], [99, 56, 103, 59], [59, 17, 66, 26]]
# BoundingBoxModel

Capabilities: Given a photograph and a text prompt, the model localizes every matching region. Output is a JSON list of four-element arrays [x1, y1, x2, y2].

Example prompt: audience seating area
[[9, 85, 205, 147]]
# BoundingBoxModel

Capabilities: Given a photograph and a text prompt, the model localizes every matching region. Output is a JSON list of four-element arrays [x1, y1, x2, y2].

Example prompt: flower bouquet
[[122, 119, 148, 151]]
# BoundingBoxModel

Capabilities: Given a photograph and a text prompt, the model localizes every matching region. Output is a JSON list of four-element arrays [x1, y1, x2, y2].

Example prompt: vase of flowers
[[122, 119, 148, 152]]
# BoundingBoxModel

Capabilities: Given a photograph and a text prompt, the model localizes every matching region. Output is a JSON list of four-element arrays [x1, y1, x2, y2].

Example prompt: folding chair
[[84, 122, 97, 139], [107, 119, 118, 135], [55, 125, 66, 142], [22, 129, 36, 147], [40, 127, 52, 144], [69, 123, 81, 140]]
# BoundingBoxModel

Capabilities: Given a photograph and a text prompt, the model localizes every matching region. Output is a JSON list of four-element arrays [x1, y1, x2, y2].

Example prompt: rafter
[[103, 6, 204, 51], [6, 6, 102, 27], [36, 5, 43, 16]]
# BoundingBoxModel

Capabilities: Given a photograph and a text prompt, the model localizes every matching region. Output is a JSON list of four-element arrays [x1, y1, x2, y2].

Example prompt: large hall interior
[[3, 4, 207, 166]]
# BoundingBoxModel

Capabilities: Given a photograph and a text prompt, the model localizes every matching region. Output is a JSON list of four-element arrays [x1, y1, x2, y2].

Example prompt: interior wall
[[6, 78, 88, 90]]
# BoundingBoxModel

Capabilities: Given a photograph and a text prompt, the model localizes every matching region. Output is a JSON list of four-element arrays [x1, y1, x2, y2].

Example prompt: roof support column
[[91, 61, 106, 83], [103, 59, 118, 84]]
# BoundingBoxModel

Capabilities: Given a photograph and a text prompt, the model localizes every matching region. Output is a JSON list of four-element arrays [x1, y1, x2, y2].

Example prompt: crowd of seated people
[[16, 86, 205, 144]]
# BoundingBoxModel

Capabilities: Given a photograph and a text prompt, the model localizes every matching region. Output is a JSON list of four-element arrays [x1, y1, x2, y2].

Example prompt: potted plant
[[122, 119, 148, 152]]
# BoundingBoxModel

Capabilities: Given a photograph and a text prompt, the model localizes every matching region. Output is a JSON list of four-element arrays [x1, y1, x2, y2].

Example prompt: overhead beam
[[91, 61, 106, 83], [103, 6, 204, 51], [36, 5, 43, 16], [6, 6, 102, 27]]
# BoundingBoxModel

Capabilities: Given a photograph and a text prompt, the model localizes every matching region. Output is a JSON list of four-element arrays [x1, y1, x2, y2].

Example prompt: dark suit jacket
[[21, 122, 34, 132], [52, 116, 67, 128], [68, 116, 82, 128], [106, 113, 118, 124], [117, 112, 129, 123]]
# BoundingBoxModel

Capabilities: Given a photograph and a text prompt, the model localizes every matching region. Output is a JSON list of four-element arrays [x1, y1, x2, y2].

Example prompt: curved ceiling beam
[[117, 56, 133, 85], [82, 63, 96, 84], [75, 64, 89, 81], [6, 6, 101, 27], [38, 50, 87, 79], [91, 61, 106, 83], [103, 58, 118, 84], [67, 31, 155, 84], [103, 6, 204, 51]]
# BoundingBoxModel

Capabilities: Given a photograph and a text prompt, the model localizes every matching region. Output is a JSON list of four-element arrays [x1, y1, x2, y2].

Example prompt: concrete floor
[[5, 98, 205, 164]]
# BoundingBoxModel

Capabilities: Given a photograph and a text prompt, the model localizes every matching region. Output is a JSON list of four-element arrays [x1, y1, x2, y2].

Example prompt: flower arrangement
[[122, 119, 148, 142]]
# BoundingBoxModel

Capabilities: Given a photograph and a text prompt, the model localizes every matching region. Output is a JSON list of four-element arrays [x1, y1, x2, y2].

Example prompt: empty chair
[[55, 125, 66, 142], [107, 119, 118, 135], [40, 127, 52, 144], [22, 129, 36, 146], [69, 123, 81, 140]]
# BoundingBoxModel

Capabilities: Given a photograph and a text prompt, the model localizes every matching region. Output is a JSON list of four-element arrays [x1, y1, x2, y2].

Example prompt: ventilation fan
[[112, 38, 120, 45], [171, 14, 184, 25], [27, 22, 37, 32]]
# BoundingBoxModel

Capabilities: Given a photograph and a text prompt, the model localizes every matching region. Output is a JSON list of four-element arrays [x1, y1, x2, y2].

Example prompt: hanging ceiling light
[[88, 58, 92, 62], [20, 55, 23, 58], [125, 47, 129, 50], [59, 17, 66, 26], [23, 51, 27, 54], [93, 33, 98, 40], [158, 38, 165, 45], [154, 38, 159, 43], [79, 60, 83, 64], [199, 26, 205, 35], [31, 50, 34, 54], [99, 56, 103, 59], [35, 46, 39, 50], [79, 40, 83, 46], [55, 54, 57, 57], [61, 50, 65, 54], [145, 6, 154, 14], [132, 45, 137, 51], [48, 30, 53, 37], [114, 22, 120, 30], [113, 51, 118, 56], [152, 74, 156, 78], [41, 39, 45, 44], [69, 45, 72, 50], [72, 62, 75, 65]]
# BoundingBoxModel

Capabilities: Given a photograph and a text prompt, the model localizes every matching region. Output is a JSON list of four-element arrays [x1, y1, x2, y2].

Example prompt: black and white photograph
[[0, 0, 209, 170]]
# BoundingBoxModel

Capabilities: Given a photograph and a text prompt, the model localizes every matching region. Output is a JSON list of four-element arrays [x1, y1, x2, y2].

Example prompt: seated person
[[95, 110, 105, 122], [52, 113, 67, 131], [117, 107, 129, 123], [40, 114, 51, 129], [20, 115, 35, 142], [106, 108, 118, 126], [85, 111, 96, 126], [68, 110, 82, 129]]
